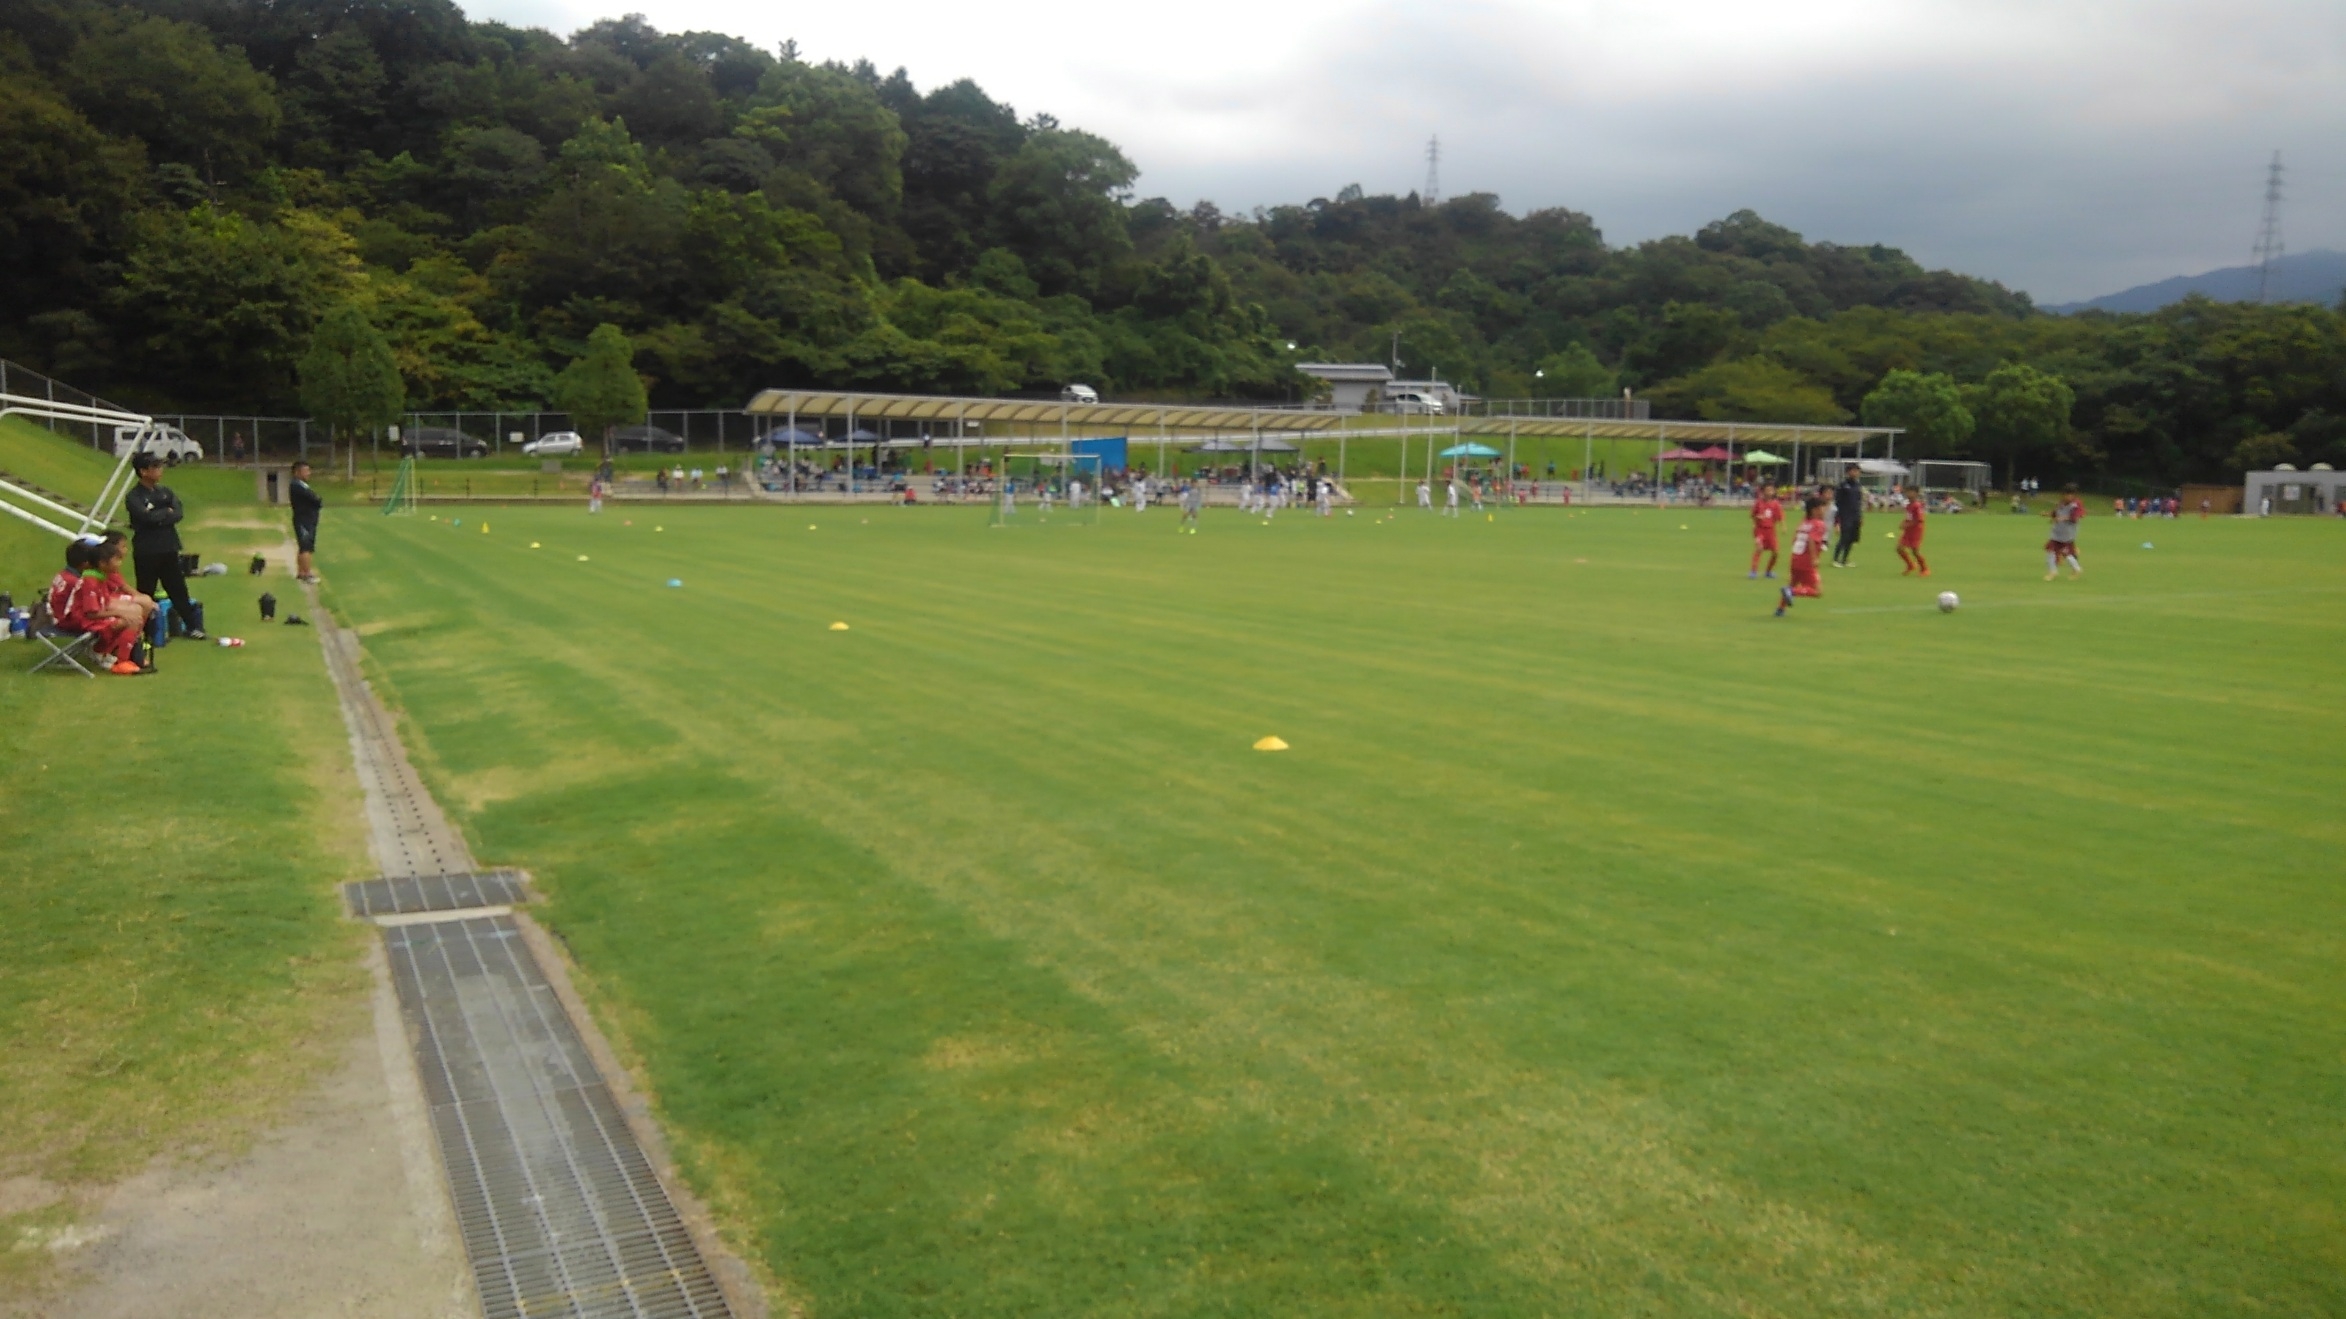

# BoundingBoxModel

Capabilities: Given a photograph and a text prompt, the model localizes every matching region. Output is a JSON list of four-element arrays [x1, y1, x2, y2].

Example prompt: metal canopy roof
[[744, 389, 1347, 433], [742, 387, 1899, 446]]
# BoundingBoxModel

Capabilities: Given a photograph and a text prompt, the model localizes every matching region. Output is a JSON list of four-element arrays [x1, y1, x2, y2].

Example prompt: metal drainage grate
[[382, 915, 732, 1319], [345, 870, 531, 919]]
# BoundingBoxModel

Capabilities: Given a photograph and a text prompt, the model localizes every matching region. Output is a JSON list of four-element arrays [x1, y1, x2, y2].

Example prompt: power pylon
[[2253, 150, 2284, 303], [1424, 135, 1440, 207]]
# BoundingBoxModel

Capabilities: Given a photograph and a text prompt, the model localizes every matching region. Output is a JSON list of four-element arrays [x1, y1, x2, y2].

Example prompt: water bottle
[[152, 599, 172, 648]]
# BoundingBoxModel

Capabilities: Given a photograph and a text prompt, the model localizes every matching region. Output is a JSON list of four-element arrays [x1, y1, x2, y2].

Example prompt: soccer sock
[[2067, 554, 2081, 573], [2046, 551, 2059, 573]]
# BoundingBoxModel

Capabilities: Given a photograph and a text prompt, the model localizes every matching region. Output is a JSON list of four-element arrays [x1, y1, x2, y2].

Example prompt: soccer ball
[[1936, 591, 1960, 613]]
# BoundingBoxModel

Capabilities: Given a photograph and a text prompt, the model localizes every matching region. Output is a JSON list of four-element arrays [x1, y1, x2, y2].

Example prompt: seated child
[[64, 538, 149, 674], [94, 531, 157, 632], [46, 537, 94, 625]]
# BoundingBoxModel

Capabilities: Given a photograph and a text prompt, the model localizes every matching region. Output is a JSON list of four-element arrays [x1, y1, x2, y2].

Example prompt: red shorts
[[2045, 539, 2076, 555], [1899, 529, 1924, 548], [1753, 529, 1778, 551]]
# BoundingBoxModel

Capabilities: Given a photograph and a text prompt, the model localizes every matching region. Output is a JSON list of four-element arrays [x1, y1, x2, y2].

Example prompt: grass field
[[322, 500, 2345, 1314], [0, 418, 371, 1289]]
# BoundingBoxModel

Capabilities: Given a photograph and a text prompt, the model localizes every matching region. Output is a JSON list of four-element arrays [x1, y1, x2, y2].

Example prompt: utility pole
[[2253, 150, 2285, 304], [1390, 331, 1404, 373], [1424, 135, 1440, 207]]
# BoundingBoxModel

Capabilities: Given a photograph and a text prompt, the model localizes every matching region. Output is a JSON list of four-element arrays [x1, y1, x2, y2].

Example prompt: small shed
[[1296, 363, 1393, 414], [2243, 466, 2345, 515]]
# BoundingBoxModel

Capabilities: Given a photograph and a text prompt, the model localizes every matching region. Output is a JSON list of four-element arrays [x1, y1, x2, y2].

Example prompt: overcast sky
[[474, 0, 2346, 303]]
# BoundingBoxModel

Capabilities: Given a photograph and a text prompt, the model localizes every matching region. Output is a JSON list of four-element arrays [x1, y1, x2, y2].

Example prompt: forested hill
[[4, 0, 2344, 483]]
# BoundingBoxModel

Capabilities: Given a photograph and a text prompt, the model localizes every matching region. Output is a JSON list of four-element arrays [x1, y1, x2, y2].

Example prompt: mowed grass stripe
[[326, 504, 2346, 1316]]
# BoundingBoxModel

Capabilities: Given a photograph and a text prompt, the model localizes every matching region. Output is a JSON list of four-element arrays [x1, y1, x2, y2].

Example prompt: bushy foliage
[[2, 0, 2342, 481]]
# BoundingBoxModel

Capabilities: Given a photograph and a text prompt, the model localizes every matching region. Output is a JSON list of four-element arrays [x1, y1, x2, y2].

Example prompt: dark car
[[403, 426, 490, 458], [610, 424, 686, 454]]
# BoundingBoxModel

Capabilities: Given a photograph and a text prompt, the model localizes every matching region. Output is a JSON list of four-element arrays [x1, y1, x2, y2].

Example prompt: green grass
[[320, 502, 2343, 1316], [0, 419, 370, 1261]]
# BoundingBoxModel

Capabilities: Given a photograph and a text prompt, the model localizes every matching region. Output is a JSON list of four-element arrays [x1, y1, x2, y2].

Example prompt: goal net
[[1915, 460, 1990, 500], [381, 455, 419, 515], [987, 452, 1103, 527]]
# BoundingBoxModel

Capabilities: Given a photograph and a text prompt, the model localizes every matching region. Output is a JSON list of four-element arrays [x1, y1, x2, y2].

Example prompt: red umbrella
[[1655, 446, 1707, 461], [1693, 445, 1734, 461]]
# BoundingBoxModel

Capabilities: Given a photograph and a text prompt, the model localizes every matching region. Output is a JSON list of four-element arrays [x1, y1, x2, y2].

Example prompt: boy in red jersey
[[1777, 497, 1828, 614], [2045, 484, 2084, 580], [1895, 483, 1929, 576], [63, 538, 148, 672], [1747, 482, 1783, 578]]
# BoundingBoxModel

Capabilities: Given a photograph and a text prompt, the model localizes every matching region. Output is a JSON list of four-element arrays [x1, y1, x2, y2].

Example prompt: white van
[[1060, 383, 1100, 404], [1385, 390, 1444, 416], [112, 425, 204, 464]]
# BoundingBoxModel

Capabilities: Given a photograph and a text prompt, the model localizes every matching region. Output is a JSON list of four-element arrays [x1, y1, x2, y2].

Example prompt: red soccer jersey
[[1791, 516, 1827, 559], [1752, 497, 1782, 531], [60, 568, 118, 632]]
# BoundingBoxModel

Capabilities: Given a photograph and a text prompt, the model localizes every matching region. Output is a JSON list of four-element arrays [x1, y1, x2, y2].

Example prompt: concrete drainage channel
[[313, 597, 751, 1319]]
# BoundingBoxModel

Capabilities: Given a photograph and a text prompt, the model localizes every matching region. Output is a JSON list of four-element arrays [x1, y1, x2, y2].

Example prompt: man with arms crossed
[[124, 453, 205, 639]]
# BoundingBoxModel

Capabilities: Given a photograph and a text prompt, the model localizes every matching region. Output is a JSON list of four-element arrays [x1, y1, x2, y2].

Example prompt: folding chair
[[27, 601, 101, 677]]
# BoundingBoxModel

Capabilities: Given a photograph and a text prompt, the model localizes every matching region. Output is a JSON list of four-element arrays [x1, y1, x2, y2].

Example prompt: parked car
[[111, 424, 203, 464], [1060, 383, 1100, 404], [403, 426, 490, 458], [1384, 390, 1445, 416], [610, 424, 686, 454], [522, 431, 584, 456]]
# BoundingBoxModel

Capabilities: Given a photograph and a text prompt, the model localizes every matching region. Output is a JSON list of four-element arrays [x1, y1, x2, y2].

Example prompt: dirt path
[[14, 940, 470, 1319]]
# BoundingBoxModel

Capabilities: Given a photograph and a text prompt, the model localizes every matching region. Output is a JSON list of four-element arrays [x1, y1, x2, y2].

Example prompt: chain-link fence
[[400, 410, 765, 457]]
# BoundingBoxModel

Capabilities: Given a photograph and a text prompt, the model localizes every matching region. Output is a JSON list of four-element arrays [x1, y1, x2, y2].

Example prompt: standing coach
[[124, 453, 206, 639], [1831, 464, 1865, 567], [290, 459, 323, 582]]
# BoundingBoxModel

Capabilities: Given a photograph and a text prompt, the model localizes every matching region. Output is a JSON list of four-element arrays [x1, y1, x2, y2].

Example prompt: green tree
[[2228, 433, 2296, 473], [297, 304, 404, 442], [550, 323, 648, 453], [63, 14, 278, 188], [1860, 370, 1974, 458], [987, 128, 1136, 298], [1651, 358, 1849, 424], [1969, 363, 2075, 490], [1533, 343, 1616, 397]]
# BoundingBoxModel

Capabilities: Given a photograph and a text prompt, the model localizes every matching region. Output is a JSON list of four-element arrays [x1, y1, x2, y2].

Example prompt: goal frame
[[987, 451, 1104, 527]]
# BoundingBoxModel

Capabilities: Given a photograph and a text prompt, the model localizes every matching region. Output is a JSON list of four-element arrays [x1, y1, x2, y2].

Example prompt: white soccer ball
[[1937, 590, 1960, 613]]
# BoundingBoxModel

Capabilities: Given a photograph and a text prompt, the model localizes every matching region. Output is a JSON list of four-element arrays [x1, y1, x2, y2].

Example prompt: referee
[[290, 459, 323, 582], [1831, 464, 1865, 567], [124, 453, 206, 639]]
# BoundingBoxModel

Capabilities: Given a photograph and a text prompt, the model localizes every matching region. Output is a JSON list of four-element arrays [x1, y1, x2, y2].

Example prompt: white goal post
[[1915, 460, 1991, 497]]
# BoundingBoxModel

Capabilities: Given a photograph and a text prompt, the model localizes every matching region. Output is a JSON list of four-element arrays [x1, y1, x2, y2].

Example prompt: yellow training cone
[[530, 541, 541, 548], [655, 525, 664, 531], [1253, 736, 1289, 752], [828, 621, 850, 631], [481, 522, 490, 533], [576, 555, 589, 562]]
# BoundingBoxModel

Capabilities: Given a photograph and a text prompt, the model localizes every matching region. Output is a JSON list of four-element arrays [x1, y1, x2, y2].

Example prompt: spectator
[[289, 459, 323, 582], [124, 453, 205, 639], [67, 537, 150, 673]]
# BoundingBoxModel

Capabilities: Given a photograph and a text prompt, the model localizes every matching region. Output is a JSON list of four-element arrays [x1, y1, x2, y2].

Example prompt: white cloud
[[467, 0, 2346, 302]]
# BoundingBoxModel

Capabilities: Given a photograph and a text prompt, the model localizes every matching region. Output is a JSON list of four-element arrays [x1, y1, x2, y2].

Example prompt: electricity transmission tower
[[1424, 135, 1440, 206], [2253, 150, 2284, 303]]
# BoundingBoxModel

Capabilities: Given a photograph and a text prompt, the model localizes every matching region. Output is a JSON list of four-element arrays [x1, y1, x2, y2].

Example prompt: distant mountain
[[2049, 249, 2346, 314]]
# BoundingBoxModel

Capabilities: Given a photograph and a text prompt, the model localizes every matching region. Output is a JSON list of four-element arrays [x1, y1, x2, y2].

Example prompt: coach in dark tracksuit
[[289, 459, 323, 582], [124, 453, 205, 638], [1831, 467, 1865, 566]]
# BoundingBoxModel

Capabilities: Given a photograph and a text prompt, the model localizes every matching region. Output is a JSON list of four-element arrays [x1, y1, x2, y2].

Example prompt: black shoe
[[184, 629, 208, 641]]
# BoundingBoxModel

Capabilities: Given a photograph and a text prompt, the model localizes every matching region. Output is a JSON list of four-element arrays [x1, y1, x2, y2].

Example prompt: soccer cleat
[[1763, 571, 1775, 579], [2044, 573, 2057, 581], [1747, 570, 1758, 579], [185, 629, 208, 641], [111, 659, 141, 675]]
